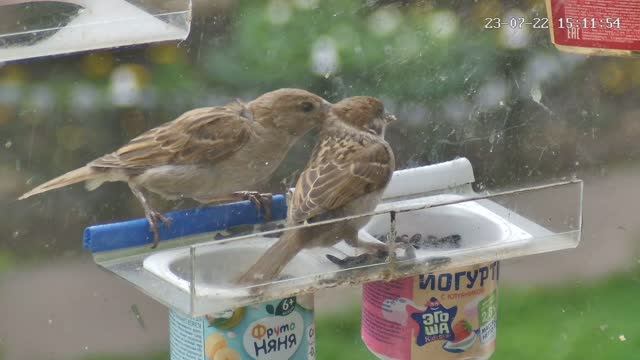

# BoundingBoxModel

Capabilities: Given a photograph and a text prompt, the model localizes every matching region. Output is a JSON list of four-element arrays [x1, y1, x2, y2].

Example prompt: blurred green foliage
[[495, 274, 640, 359], [205, 0, 498, 102]]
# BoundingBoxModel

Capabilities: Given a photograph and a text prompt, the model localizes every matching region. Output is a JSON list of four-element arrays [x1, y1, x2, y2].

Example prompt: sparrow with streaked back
[[19, 88, 331, 247], [237, 96, 396, 284]]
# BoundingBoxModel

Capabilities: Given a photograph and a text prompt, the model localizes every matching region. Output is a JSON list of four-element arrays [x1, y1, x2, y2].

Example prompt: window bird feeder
[[84, 158, 582, 360]]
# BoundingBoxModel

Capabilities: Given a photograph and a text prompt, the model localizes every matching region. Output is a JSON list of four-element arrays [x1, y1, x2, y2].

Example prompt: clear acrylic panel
[[186, 180, 582, 316], [0, 0, 191, 62], [89, 169, 582, 316]]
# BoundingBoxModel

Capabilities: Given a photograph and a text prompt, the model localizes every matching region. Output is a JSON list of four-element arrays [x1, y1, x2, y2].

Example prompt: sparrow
[[237, 96, 396, 284], [19, 88, 332, 247]]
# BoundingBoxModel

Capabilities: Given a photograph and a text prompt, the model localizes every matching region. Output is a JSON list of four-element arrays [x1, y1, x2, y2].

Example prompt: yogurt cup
[[170, 294, 315, 360], [362, 262, 499, 360]]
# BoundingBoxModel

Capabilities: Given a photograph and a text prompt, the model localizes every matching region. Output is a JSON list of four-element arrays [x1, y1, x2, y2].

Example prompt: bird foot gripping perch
[[232, 191, 274, 222], [146, 211, 172, 249]]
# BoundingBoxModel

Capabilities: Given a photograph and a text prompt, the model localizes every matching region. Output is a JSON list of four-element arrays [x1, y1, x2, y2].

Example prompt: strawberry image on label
[[452, 320, 473, 342]]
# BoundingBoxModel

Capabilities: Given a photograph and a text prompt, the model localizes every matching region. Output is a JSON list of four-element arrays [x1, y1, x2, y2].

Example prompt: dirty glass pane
[[1, 1, 639, 360]]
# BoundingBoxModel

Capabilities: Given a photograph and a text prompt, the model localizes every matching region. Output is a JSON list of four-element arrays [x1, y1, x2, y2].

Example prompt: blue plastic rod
[[83, 195, 287, 253]]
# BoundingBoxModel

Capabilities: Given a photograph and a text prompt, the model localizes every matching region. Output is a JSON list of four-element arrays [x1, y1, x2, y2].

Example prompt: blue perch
[[83, 195, 287, 253]]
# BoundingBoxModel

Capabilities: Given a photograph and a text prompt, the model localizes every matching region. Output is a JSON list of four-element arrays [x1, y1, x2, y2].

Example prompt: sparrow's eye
[[300, 101, 315, 113]]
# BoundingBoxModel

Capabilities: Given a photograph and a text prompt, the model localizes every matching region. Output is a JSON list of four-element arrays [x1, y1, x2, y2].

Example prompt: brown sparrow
[[19, 88, 332, 247], [237, 96, 396, 284]]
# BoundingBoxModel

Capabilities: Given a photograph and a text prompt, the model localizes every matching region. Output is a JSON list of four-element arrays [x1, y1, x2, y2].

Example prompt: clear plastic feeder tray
[[84, 158, 582, 316], [0, 0, 191, 62]]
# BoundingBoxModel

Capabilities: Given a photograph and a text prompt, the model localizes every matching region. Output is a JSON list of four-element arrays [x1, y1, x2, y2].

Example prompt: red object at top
[[549, 0, 640, 51]]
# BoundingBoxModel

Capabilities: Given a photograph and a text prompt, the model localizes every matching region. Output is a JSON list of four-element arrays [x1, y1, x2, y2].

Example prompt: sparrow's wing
[[289, 131, 393, 223], [89, 106, 253, 170]]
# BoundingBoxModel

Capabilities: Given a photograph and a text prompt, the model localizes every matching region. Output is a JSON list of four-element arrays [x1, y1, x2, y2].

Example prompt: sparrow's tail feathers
[[237, 230, 304, 285], [18, 166, 98, 200]]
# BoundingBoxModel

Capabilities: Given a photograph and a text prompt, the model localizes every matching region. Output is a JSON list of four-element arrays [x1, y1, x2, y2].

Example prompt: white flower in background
[[368, 6, 402, 36], [293, 0, 319, 10], [500, 9, 530, 49], [475, 78, 508, 107], [110, 65, 141, 107], [444, 96, 471, 122], [28, 85, 54, 112], [526, 54, 563, 84], [311, 36, 339, 77], [520, 53, 584, 97], [426, 10, 458, 40], [70, 83, 99, 113], [267, 0, 292, 25]]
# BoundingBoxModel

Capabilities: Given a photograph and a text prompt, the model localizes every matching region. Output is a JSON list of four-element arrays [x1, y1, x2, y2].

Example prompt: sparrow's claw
[[259, 193, 273, 221], [127, 183, 171, 249], [154, 212, 172, 226], [147, 211, 172, 249], [233, 191, 273, 221]]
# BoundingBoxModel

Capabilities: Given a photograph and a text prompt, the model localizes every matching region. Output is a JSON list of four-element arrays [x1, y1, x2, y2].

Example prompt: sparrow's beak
[[383, 112, 397, 124]]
